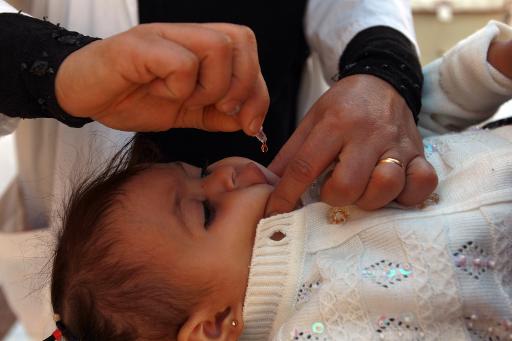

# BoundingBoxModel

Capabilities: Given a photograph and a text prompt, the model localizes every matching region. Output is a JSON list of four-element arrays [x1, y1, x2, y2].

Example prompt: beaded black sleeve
[[336, 26, 423, 123], [0, 13, 100, 127]]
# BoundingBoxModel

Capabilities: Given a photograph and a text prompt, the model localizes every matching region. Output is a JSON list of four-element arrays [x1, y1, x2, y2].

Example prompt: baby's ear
[[177, 306, 243, 341]]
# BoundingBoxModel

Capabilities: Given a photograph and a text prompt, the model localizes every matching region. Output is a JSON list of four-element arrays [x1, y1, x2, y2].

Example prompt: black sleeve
[[335, 26, 423, 123], [0, 13, 100, 127]]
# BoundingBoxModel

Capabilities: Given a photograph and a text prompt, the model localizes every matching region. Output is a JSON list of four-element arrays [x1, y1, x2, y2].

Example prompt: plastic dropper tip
[[255, 128, 267, 144], [255, 128, 268, 153]]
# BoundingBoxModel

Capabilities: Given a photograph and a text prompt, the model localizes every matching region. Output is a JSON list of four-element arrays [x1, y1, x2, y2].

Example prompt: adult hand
[[55, 23, 269, 133], [265, 74, 438, 216], [488, 39, 512, 79]]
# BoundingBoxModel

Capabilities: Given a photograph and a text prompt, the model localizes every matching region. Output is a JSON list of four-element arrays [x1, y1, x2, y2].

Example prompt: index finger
[[202, 23, 268, 136], [201, 24, 261, 110], [267, 104, 320, 176], [264, 120, 344, 216]]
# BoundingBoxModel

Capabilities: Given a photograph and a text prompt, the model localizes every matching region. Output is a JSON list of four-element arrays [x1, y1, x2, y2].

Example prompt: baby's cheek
[[225, 191, 268, 226], [230, 184, 272, 210], [245, 186, 273, 216]]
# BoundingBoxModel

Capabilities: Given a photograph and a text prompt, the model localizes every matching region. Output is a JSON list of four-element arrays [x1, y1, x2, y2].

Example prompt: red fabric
[[52, 329, 62, 340]]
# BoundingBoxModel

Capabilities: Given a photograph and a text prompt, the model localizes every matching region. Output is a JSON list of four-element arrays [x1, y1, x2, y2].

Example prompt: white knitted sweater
[[241, 21, 512, 341]]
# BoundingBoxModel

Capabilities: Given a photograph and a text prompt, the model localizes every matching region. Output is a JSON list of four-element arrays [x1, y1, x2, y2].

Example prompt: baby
[[48, 21, 512, 341]]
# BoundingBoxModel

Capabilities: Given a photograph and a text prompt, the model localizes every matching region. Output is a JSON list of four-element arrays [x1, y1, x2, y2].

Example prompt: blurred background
[[1, 0, 512, 339], [414, 0, 512, 63]]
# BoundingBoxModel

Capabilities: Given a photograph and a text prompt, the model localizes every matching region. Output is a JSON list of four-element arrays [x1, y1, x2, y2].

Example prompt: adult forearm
[[0, 13, 97, 127]]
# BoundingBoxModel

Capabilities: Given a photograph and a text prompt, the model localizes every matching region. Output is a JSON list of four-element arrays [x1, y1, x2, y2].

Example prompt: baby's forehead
[[123, 163, 183, 189], [115, 163, 185, 226]]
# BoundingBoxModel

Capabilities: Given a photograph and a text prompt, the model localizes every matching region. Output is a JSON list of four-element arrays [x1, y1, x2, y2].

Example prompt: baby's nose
[[204, 162, 267, 195], [204, 166, 237, 194]]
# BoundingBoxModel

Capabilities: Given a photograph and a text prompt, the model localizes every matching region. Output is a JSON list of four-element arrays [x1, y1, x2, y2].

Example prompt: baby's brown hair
[[50, 140, 203, 341]]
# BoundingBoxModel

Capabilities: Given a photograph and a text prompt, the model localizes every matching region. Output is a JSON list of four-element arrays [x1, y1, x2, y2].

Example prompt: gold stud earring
[[231, 320, 238, 327]]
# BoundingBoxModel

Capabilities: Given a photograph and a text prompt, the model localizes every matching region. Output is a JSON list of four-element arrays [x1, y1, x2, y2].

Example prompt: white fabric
[[0, 230, 55, 337], [29, 0, 138, 38], [419, 21, 512, 136], [0, 0, 16, 14], [242, 127, 512, 341], [305, 0, 416, 85]]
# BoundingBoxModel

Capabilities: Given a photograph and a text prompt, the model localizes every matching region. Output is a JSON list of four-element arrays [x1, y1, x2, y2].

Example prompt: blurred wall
[[413, 7, 510, 64], [5, 0, 29, 10]]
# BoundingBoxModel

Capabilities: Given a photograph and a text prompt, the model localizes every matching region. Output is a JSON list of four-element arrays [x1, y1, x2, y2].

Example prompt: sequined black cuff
[[336, 26, 423, 122], [0, 13, 100, 127]]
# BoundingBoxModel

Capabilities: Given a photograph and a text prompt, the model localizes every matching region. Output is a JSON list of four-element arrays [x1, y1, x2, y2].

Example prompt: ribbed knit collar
[[240, 208, 307, 340]]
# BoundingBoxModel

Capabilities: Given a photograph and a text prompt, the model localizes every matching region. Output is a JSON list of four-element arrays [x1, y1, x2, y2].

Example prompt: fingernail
[[219, 100, 240, 114], [249, 118, 262, 136]]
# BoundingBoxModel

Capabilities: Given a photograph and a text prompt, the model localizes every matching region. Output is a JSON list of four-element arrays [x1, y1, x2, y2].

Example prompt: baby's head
[[50, 151, 277, 341]]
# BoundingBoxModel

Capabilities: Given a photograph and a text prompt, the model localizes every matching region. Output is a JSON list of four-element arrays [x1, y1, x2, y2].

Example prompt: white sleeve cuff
[[419, 21, 512, 135], [440, 20, 512, 115]]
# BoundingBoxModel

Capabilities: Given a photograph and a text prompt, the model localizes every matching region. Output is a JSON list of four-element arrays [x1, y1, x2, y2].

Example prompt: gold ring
[[378, 157, 403, 168]]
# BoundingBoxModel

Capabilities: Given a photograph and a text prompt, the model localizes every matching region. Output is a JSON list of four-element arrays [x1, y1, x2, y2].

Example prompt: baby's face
[[118, 157, 278, 304]]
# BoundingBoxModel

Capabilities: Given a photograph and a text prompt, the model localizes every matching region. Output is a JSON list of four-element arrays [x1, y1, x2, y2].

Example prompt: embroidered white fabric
[[317, 239, 374, 340], [485, 207, 512, 300]]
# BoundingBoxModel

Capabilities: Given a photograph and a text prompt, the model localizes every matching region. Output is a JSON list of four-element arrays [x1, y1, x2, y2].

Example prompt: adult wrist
[[336, 26, 423, 122]]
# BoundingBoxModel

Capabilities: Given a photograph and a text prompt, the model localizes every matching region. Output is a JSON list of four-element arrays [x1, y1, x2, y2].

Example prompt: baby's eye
[[202, 200, 215, 228], [200, 162, 210, 178], [200, 163, 214, 228]]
